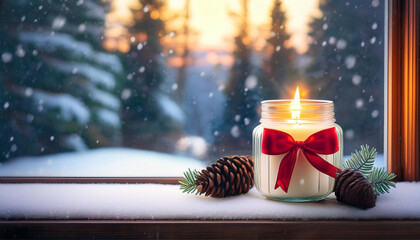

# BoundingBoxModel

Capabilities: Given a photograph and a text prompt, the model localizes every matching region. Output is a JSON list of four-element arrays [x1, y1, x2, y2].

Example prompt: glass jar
[[253, 100, 343, 202]]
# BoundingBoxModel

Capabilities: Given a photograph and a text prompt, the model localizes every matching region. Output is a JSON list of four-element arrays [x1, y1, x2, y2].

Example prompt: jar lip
[[261, 99, 333, 105]]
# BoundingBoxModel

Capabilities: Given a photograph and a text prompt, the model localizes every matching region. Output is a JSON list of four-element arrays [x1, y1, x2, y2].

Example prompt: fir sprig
[[367, 167, 396, 195], [344, 145, 396, 195], [344, 145, 376, 175], [179, 168, 199, 194]]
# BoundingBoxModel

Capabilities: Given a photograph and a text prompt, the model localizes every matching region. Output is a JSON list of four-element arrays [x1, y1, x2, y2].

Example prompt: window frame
[[0, 0, 418, 184]]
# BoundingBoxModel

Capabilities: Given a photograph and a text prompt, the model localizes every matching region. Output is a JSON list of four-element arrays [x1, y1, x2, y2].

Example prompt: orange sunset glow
[[105, 0, 320, 54]]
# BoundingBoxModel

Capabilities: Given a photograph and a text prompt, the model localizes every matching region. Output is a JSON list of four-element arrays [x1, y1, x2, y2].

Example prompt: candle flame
[[290, 87, 301, 120]]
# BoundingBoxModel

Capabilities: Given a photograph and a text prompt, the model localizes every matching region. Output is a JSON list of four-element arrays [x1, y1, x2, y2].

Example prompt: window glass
[[0, 0, 385, 176]]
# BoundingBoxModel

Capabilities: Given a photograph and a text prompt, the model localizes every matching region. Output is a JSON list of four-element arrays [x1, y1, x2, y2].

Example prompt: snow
[[19, 32, 122, 73], [344, 55, 356, 69], [89, 86, 120, 110], [32, 90, 90, 124], [96, 108, 121, 128], [0, 182, 418, 220], [83, 0, 106, 20], [49, 61, 116, 90], [156, 94, 186, 124], [64, 135, 88, 151], [1, 52, 12, 63], [0, 148, 205, 177]]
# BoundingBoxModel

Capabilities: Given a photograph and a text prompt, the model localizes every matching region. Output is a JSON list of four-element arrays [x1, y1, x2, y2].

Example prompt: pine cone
[[195, 155, 254, 198], [334, 168, 377, 209]]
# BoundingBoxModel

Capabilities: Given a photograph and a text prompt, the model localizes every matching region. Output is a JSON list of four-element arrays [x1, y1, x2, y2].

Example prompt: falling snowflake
[[78, 23, 86, 32], [15, 45, 25, 57], [172, 83, 178, 91], [328, 37, 336, 45], [336, 39, 347, 50], [1, 52, 12, 63], [370, 37, 376, 44], [355, 98, 364, 109], [25, 87, 33, 97], [52, 16, 66, 30], [371, 0, 380, 7], [352, 74, 362, 85], [345, 129, 355, 140], [345, 55, 356, 69], [230, 125, 240, 138], [245, 75, 258, 90], [371, 22, 378, 30], [121, 89, 132, 100], [371, 110, 379, 118]]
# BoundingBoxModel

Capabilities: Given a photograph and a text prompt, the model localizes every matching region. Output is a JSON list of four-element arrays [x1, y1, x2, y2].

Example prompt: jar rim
[[261, 99, 333, 105]]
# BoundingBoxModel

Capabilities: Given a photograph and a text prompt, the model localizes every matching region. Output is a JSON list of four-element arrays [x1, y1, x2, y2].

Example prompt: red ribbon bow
[[261, 127, 341, 193]]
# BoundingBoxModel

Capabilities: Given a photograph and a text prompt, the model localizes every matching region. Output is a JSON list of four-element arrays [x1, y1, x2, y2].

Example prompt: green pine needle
[[367, 167, 396, 195], [179, 168, 199, 195], [344, 144, 376, 175]]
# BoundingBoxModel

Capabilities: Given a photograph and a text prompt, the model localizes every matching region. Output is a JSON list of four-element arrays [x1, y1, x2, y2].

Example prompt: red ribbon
[[261, 127, 341, 192]]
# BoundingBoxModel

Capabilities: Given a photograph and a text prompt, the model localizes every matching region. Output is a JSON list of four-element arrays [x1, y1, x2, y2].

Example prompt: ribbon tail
[[275, 147, 298, 192], [303, 150, 342, 178]]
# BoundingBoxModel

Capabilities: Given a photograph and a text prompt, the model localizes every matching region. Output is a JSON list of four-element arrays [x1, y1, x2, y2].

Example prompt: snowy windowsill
[[0, 182, 419, 220]]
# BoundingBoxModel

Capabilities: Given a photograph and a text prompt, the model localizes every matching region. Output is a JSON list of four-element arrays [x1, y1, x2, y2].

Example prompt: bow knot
[[295, 141, 305, 148], [261, 127, 341, 193]]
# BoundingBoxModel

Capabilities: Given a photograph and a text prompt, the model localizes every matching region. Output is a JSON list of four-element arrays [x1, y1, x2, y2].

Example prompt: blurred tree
[[215, 0, 262, 150], [175, 0, 191, 102], [260, 0, 297, 99], [122, 0, 185, 150], [305, 0, 385, 153], [0, 0, 123, 161]]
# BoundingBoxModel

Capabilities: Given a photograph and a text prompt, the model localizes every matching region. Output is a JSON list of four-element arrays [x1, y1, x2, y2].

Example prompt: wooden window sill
[[1, 220, 420, 239]]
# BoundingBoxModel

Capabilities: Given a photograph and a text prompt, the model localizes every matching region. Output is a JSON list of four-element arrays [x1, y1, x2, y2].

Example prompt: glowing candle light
[[290, 87, 301, 121]]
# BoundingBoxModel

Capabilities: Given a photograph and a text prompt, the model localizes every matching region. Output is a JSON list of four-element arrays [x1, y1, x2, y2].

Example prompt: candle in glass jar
[[253, 87, 343, 202]]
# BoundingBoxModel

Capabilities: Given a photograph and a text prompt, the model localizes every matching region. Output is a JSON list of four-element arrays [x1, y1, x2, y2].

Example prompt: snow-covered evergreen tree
[[305, 0, 385, 153], [260, 0, 297, 99], [216, 0, 261, 149], [0, 0, 123, 160], [122, 0, 185, 150]]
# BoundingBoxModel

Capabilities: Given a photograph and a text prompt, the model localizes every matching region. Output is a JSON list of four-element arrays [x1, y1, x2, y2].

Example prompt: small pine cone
[[195, 155, 254, 198], [334, 168, 377, 209]]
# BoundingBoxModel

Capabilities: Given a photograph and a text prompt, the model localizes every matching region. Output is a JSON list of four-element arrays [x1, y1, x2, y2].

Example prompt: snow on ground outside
[[0, 147, 385, 177], [0, 148, 205, 177], [0, 182, 418, 220]]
